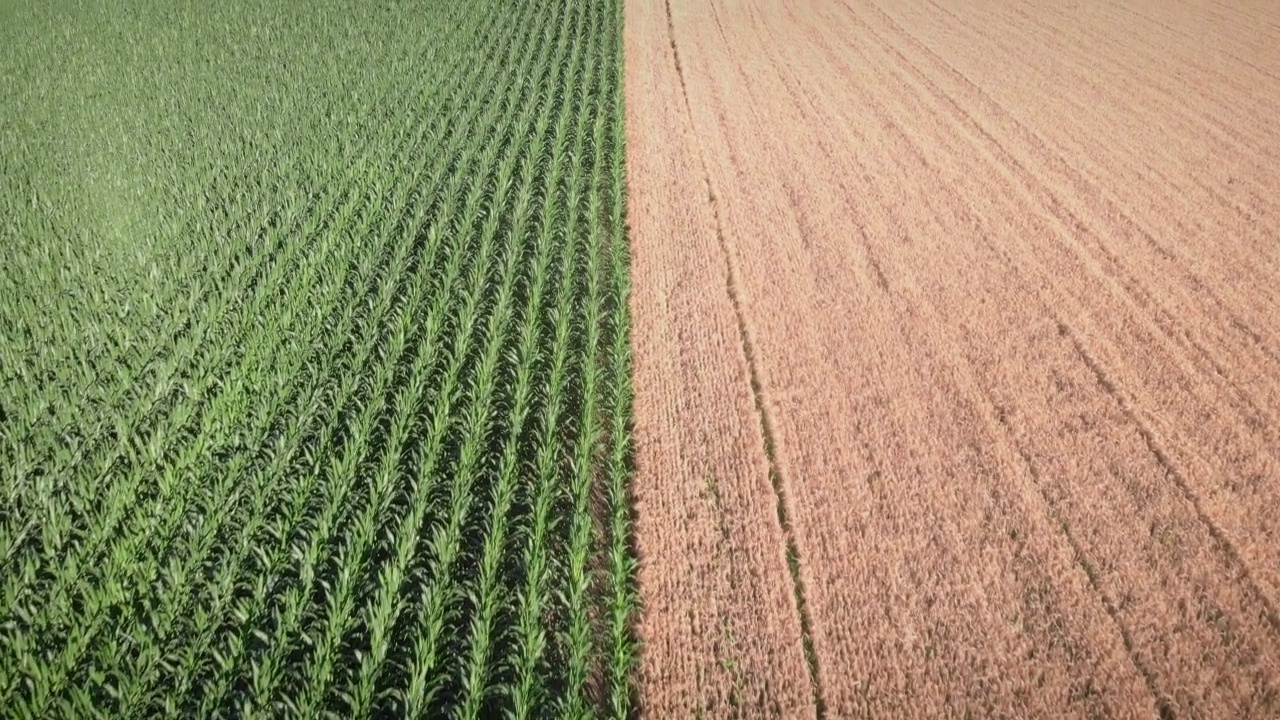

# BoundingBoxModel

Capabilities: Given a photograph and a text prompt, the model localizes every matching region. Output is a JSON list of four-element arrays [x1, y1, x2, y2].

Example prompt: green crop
[[0, 0, 638, 716]]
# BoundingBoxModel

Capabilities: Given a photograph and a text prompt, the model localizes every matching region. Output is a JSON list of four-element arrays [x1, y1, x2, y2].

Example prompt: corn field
[[0, 0, 637, 717]]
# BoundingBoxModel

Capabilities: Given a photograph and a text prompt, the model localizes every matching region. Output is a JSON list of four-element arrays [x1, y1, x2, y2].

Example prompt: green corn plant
[[11, 181, 364, 706], [1, 0, 640, 716]]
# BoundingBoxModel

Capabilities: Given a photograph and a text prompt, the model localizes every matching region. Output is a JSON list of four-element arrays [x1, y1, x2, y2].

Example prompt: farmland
[[626, 0, 1280, 717], [6, 0, 1280, 717], [0, 0, 635, 717]]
